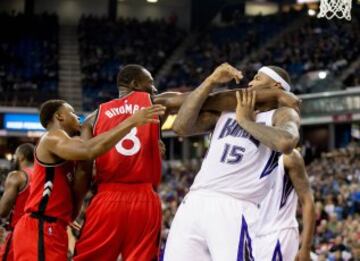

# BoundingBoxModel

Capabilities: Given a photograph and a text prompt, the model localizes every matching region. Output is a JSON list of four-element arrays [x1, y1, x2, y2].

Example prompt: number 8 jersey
[[191, 110, 280, 205], [93, 91, 162, 188]]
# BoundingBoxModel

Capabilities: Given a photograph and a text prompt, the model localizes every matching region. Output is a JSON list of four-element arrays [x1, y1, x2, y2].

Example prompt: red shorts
[[0, 231, 14, 261], [74, 183, 162, 261], [12, 214, 68, 261]]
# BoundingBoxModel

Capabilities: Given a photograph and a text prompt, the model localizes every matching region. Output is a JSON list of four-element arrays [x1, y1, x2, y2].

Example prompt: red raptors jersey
[[9, 167, 33, 228], [93, 91, 161, 188], [25, 156, 75, 223]]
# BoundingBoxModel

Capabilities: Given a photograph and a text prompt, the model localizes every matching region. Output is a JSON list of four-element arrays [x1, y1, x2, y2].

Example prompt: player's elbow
[[301, 194, 316, 214], [0, 206, 9, 218], [277, 135, 298, 154], [172, 122, 190, 137]]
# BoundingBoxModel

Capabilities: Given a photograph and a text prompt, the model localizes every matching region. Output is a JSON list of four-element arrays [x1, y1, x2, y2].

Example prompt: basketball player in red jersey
[[11, 99, 164, 261], [0, 143, 34, 261]]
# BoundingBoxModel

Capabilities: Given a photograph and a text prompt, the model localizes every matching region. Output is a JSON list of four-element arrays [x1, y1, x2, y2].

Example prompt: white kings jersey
[[190, 110, 281, 205], [256, 155, 299, 236]]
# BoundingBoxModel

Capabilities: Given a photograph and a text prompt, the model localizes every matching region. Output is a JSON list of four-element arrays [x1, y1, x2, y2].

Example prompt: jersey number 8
[[115, 127, 141, 156]]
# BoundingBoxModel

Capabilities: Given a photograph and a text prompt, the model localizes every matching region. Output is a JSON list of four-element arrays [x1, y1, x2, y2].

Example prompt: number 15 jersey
[[93, 91, 162, 188], [191, 110, 280, 205]]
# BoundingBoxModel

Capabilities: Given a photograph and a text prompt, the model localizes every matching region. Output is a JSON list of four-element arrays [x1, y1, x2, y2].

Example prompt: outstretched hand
[[236, 89, 257, 124], [130, 105, 166, 126], [208, 63, 243, 85]]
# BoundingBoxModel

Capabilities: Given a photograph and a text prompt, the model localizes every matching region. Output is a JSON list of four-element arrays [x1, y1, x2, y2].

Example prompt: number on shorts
[[115, 127, 141, 156]]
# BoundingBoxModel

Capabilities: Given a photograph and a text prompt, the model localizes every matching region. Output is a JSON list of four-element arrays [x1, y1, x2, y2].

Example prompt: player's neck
[[20, 162, 32, 169], [118, 87, 133, 98]]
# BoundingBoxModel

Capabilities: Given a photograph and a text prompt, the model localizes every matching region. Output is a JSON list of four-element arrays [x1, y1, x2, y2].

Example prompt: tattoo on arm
[[239, 107, 300, 153]]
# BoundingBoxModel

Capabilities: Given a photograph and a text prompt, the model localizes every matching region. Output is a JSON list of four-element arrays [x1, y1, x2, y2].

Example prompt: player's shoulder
[[273, 106, 300, 121], [283, 149, 304, 169], [5, 170, 27, 187]]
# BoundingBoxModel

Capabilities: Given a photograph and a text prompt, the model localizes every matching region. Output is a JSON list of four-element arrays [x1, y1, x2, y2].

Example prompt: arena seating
[[0, 13, 59, 107], [157, 10, 302, 92], [78, 16, 186, 111], [159, 8, 360, 94]]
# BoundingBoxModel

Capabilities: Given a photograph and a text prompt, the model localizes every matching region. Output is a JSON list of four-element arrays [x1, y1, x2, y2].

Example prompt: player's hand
[[130, 105, 166, 126], [236, 89, 256, 124], [295, 248, 311, 261], [69, 221, 81, 232], [208, 63, 243, 85], [278, 91, 301, 113]]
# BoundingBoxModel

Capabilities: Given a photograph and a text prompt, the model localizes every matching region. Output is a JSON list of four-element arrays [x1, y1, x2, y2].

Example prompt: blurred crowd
[[307, 144, 360, 260], [157, 10, 300, 93], [0, 12, 59, 106], [78, 16, 186, 110]]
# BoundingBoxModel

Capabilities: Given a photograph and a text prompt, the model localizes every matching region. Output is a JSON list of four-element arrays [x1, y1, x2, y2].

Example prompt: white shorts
[[253, 228, 299, 261], [163, 190, 260, 261]]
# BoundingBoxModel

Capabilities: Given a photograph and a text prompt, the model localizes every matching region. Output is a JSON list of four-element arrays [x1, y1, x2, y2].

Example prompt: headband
[[258, 66, 291, 91]]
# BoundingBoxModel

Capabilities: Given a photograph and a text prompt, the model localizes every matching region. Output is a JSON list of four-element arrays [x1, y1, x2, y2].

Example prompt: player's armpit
[[0, 171, 25, 217], [173, 111, 219, 137], [284, 150, 313, 204]]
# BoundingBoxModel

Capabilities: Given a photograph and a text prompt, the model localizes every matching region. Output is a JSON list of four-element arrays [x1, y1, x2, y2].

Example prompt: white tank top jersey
[[190, 110, 280, 205], [256, 155, 299, 236]]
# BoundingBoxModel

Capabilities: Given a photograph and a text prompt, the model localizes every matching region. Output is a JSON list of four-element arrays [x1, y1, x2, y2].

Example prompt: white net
[[317, 0, 352, 20]]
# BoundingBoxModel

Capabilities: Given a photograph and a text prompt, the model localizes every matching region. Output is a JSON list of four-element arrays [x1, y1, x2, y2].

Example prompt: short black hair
[[17, 143, 34, 163], [117, 64, 145, 88], [39, 99, 66, 128], [268, 65, 291, 86]]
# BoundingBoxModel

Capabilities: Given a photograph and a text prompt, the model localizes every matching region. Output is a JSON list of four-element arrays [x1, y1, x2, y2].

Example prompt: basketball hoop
[[317, 0, 352, 20]]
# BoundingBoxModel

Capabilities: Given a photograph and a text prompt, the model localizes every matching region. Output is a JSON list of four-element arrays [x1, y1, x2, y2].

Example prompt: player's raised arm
[[172, 63, 243, 136], [0, 171, 26, 218], [235, 89, 300, 154], [284, 150, 315, 261], [45, 105, 165, 161]]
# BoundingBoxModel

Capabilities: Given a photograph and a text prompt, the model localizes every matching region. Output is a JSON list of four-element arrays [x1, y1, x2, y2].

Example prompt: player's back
[[256, 155, 298, 236], [191, 110, 280, 205], [25, 156, 75, 223], [9, 167, 33, 228], [93, 91, 161, 187]]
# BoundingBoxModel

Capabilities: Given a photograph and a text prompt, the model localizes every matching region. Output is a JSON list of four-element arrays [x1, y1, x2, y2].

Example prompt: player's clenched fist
[[129, 105, 165, 126], [208, 63, 243, 85], [236, 89, 257, 124]]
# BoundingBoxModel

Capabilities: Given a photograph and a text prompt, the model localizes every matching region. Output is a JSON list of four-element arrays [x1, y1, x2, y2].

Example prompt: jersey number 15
[[220, 143, 245, 164]]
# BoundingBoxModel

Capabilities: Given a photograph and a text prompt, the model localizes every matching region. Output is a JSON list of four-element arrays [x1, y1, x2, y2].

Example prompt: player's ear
[[273, 82, 283, 89], [55, 111, 65, 123], [129, 80, 137, 89]]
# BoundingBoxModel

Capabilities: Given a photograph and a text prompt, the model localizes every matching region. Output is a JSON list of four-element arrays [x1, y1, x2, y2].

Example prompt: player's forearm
[[203, 89, 280, 112], [72, 162, 92, 220], [237, 120, 297, 153], [172, 77, 216, 136], [85, 118, 136, 159], [300, 197, 316, 250]]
